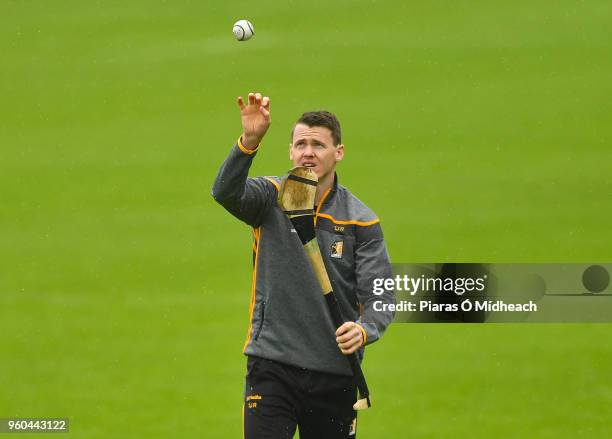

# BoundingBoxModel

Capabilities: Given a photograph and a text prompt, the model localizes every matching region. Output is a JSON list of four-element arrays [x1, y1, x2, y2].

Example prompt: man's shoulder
[[251, 176, 281, 192], [332, 184, 380, 225]]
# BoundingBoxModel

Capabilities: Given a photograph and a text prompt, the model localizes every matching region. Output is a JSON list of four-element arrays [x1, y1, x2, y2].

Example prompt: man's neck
[[315, 173, 335, 206]]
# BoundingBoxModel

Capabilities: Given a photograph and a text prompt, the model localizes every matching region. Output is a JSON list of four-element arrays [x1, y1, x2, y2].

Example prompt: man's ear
[[289, 143, 293, 161], [335, 144, 345, 162]]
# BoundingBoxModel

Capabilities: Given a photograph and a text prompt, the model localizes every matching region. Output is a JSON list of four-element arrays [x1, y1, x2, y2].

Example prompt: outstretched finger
[[262, 96, 270, 110], [255, 92, 262, 105], [248, 92, 255, 105], [237, 96, 246, 110], [260, 106, 270, 120]]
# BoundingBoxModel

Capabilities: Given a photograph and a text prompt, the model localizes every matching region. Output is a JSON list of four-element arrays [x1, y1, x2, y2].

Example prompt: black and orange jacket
[[212, 142, 395, 376]]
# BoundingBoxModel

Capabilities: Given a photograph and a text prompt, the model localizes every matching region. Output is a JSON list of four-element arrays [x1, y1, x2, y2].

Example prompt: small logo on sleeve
[[331, 241, 344, 259]]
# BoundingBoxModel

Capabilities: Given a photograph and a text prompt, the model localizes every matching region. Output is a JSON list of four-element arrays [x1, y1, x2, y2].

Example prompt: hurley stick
[[278, 166, 371, 411]]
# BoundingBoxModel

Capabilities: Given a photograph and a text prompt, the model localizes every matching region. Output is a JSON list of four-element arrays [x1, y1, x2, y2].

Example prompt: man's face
[[289, 124, 344, 180]]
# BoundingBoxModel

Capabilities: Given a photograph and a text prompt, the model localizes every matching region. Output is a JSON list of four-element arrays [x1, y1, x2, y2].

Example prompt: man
[[212, 92, 394, 438]]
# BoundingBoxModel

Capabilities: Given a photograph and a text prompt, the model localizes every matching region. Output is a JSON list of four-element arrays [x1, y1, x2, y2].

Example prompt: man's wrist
[[240, 134, 261, 150], [237, 135, 259, 155]]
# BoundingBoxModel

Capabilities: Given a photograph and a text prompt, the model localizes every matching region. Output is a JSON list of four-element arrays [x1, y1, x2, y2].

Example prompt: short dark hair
[[291, 111, 342, 146]]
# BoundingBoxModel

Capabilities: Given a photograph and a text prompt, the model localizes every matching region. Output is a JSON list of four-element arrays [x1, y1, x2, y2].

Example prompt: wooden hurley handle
[[303, 237, 372, 410], [303, 240, 333, 295]]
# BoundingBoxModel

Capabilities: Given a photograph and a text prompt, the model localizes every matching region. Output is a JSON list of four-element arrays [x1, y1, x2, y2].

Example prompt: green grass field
[[1, 1, 611, 437]]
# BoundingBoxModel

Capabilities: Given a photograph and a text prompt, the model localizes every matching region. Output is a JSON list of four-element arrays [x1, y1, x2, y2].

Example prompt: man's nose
[[303, 145, 315, 156]]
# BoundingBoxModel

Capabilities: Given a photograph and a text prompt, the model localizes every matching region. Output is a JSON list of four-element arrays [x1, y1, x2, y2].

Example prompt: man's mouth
[[302, 162, 317, 168]]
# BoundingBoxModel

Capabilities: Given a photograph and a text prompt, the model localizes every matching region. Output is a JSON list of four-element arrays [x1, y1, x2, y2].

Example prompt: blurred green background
[[1, 0, 611, 437]]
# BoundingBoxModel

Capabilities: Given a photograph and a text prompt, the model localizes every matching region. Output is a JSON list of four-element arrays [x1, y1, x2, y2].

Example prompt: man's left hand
[[335, 322, 364, 355]]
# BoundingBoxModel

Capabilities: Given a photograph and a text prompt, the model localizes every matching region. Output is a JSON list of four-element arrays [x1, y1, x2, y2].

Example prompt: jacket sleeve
[[354, 222, 395, 346], [211, 143, 277, 227]]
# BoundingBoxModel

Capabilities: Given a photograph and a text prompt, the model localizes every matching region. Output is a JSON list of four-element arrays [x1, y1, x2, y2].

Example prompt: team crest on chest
[[331, 240, 344, 259]]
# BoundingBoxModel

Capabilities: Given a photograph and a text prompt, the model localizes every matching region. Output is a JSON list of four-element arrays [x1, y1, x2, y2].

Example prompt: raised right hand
[[237, 92, 271, 150]]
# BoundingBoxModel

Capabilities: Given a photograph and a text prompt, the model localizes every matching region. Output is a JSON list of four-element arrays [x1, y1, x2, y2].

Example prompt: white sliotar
[[233, 19, 254, 41]]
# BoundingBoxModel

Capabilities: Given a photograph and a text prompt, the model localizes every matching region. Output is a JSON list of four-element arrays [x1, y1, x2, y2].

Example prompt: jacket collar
[[318, 173, 338, 208]]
